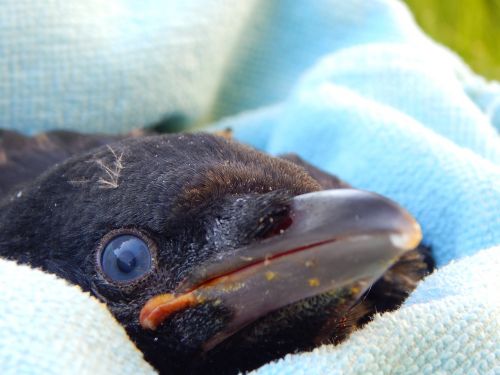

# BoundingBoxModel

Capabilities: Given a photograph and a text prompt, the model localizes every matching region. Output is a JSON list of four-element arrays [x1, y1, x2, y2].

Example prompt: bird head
[[0, 133, 422, 374]]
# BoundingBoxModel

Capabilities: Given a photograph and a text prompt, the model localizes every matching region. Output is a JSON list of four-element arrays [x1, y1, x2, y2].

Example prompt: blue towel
[[1, 0, 499, 373], [0, 260, 156, 375]]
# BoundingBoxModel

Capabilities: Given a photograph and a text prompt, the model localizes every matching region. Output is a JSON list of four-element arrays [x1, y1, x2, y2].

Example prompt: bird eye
[[100, 234, 153, 282]]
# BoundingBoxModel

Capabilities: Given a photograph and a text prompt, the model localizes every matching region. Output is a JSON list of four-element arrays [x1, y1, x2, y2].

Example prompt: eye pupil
[[116, 250, 137, 273], [100, 234, 152, 282]]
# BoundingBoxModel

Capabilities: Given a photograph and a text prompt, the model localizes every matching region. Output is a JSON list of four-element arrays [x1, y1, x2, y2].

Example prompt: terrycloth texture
[[0, 0, 257, 133], [0, 259, 156, 375], [1, 0, 499, 374], [2, 0, 500, 134]]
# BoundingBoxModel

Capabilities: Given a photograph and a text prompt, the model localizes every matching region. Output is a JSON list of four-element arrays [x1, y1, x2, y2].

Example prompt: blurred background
[[405, 0, 500, 80]]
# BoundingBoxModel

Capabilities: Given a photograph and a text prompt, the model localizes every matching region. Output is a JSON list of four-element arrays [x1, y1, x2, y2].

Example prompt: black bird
[[0, 129, 433, 374]]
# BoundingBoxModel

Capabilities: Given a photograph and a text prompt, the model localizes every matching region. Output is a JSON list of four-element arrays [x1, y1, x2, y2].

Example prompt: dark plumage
[[0, 130, 433, 374]]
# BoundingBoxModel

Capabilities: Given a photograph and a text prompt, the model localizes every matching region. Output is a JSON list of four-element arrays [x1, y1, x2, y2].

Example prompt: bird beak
[[140, 189, 422, 349]]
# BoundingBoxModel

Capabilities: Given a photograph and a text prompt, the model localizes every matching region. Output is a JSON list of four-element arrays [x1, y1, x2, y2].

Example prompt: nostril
[[259, 211, 294, 239]]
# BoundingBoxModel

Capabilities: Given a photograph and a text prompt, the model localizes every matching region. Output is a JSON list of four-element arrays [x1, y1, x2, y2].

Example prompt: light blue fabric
[[0, 0, 256, 133], [0, 259, 156, 375], [1, 0, 499, 374]]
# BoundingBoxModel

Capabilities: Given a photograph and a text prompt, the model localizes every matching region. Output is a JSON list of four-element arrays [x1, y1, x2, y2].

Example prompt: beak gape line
[[139, 189, 422, 349]]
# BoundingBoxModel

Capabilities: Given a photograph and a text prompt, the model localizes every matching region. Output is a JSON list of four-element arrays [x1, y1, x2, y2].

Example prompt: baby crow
[[0, 130, 433, 374]]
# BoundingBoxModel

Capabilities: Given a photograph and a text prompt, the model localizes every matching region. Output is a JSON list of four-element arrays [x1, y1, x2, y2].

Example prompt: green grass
[[404, 0, 500, 81]]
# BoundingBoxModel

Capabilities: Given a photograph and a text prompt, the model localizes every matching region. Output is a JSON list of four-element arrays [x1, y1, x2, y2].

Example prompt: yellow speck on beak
[[308, 278, 320, 287], [265, 271, 277, 281]]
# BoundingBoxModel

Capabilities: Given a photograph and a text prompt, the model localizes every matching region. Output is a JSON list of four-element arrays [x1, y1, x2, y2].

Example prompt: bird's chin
[[132, 287, 356, 375], [192, 289, 357, 374]]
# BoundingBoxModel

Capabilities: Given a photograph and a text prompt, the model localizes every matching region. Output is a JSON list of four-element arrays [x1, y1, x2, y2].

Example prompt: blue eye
[[100, 234, 152, 282]]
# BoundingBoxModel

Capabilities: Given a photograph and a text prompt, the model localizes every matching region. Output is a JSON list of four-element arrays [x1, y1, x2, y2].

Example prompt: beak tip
[[389, 218, 423, 251]]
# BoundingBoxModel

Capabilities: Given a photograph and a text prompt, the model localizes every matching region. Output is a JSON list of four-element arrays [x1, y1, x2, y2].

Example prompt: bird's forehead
[[176, 161, 321, 211], [79, 133, 321, 205]]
